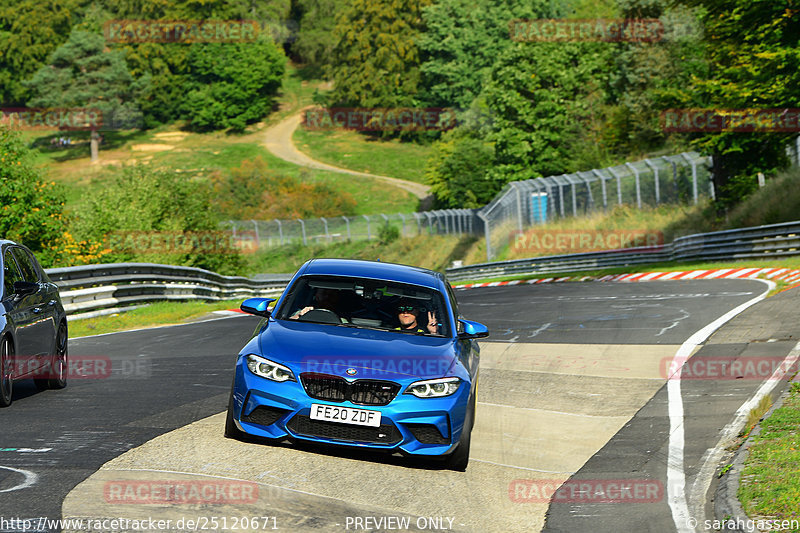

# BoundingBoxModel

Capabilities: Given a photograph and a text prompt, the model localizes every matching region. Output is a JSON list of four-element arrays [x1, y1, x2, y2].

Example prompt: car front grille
[[242, 405, 290, 427], [300, 373, 400, 406], [287, 415, 402, 445]]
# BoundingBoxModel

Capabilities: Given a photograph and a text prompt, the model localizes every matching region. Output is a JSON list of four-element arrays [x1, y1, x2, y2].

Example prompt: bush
[[72, 163, 244, 275], [0, 125, 68, 266], [212, 158, 357, 219], [378, 223, 400, 244]]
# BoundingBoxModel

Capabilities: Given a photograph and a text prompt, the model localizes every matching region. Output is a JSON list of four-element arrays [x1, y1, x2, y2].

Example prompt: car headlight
[[405, 377, 461, 398], [245, 354, 296, 382]]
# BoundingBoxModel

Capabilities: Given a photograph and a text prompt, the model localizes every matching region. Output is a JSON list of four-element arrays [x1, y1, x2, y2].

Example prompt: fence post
[[425, 212, 434, 234], [297, 218, 307, 245], [662, 156, 679, 200], [644, 159, 660, 205], [320, 217, 329, 242], [512, 182, 524, 232], [478, 210, 492, 261], [568, 175, 578, 216], [625, 163, 642, 208], [275, 219, 283, 245], [592, 170, 608, 211], [250, 220, 259, 247], [398, 213, 407, 236], [608, 167, 624, 206], [707, 156, 716, 200], [681, 153, 699, 204], [413, 213, 422, 235], [363, 215, 371, 240], [342, 216, 351, 240]]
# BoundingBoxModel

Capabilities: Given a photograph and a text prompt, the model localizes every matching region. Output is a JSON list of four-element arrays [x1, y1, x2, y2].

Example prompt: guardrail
[[445, 221, 800, 282], [44, 263, 292, 320], [44, 220, 800, 318]]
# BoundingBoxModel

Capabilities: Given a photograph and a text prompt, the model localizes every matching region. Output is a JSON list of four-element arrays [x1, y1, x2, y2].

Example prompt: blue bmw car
[[225, 259, 488, 470]]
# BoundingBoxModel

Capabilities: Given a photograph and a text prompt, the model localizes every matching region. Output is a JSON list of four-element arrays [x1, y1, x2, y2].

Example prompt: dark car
[[0, 240, 68, 407], [226, 258, 488, 471]]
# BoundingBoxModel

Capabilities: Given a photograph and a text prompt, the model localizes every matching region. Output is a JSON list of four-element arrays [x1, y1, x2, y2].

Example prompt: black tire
[[445, 391, 475, 471], [0, 336, 13, 408], [35, 321, 68, 391], [224, 385, 246, 440]]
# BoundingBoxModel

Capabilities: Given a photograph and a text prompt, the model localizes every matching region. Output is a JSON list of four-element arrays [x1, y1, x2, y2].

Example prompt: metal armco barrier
[[44, 263, 292, 319], [44, 220, 800, 317], [445, 221, 800, 282]]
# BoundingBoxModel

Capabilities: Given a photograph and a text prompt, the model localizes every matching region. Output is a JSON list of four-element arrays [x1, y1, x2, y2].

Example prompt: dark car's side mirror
[[13, 281, 38, 298], [458, 319, 489, 339], [241, 297, 276, 317]]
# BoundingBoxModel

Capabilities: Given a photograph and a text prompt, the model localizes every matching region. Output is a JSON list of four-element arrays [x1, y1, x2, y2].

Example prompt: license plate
[[310, 403, 381, 427]]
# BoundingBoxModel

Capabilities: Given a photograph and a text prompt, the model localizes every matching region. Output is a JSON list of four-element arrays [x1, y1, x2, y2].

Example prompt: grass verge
[[68, 299, 247, 338], [244, 234, 479, 275], [293, 127, 432, 184], [738, 382, 800, 525]]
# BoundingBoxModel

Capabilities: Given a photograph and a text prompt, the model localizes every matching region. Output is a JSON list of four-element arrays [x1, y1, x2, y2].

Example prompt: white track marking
[[0, 465, 38, 493], [687, 339, 800, 530], [666, 279, 773, 533]]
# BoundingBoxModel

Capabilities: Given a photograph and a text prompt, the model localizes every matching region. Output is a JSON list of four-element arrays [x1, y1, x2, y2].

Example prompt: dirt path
[[263, 112, 431, 200]]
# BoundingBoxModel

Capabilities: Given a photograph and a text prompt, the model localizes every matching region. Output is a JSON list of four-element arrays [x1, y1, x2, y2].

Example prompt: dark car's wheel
[[224, 384, 246, 440], [35, 321, 68, 391], [444, 390, 476, 471], [0, 336, 14, 408]]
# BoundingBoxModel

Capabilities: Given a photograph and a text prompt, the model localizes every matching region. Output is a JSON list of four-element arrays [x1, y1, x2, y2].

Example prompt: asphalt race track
[[1, 279, 797, 532]]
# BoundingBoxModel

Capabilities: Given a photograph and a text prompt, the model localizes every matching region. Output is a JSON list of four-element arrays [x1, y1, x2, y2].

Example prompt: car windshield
[[275, 275, 450, 337]]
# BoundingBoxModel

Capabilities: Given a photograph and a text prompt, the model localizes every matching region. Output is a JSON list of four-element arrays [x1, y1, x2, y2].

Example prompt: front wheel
[[0, 336, 14, 408], [224, 383, 246, 440], [444, 392, 475, 471]]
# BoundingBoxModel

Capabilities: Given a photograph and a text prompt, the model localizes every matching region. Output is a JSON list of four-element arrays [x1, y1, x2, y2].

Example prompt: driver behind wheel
[[290, 287, 340, 319]]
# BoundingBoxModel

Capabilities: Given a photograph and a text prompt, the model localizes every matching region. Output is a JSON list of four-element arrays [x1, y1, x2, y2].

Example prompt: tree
[[289, 0, 340, 72], [425, 130, 496, 208], [417, 0, 551, 109], [482, 41, 616, 182], [181, 36, 286, 132], [25, 29, 144, 162], [0, 125, 67, 265], [607, 0, 707, 154], [0, 0, 80, 105], [674, 0, 800, 208], [326, 0, 434, 108]]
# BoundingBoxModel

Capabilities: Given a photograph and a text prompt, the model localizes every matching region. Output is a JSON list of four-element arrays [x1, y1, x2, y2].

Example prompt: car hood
[[255, 319, 457, 381]]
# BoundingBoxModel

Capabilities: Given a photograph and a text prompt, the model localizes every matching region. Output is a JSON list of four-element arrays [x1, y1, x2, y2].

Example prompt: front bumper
[[230, 359, 471, 456]]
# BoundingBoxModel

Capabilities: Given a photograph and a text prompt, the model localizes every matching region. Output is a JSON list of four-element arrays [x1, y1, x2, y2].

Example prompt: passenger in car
[[396, 300, 439, 334]]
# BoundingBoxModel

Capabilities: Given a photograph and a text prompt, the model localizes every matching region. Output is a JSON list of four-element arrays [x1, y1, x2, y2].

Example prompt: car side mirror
[[13, 281, 38, 298], [458, 319, 489, 339], [241, 297, 276, 318]]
